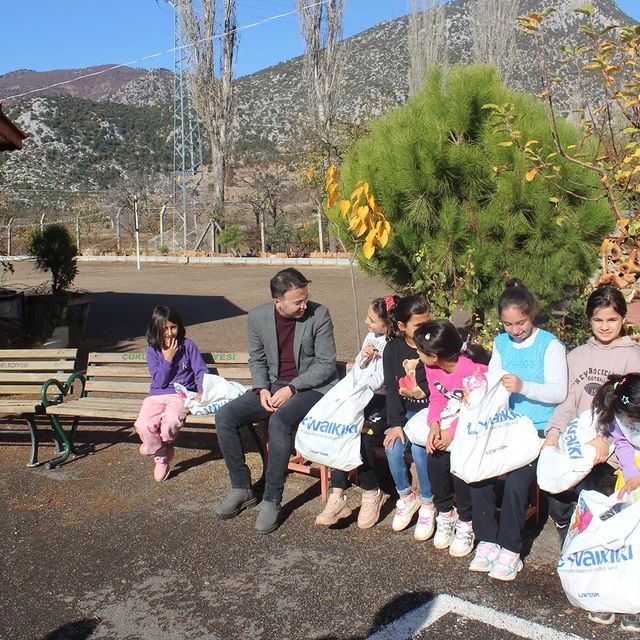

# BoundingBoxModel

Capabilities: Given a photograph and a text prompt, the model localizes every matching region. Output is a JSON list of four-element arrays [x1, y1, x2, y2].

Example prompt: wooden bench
[[0, 349, 80, 467], [44, 351, 266, 472]]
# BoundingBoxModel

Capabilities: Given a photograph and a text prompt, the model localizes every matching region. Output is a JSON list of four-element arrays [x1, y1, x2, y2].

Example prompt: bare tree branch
[[177, 0, 237, 220], [296, 0, 344, 143], [408, 0, 448, 96], [471, 0, 520, 84]]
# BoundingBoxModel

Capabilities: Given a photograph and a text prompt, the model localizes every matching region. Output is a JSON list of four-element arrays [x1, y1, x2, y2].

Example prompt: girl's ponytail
[[592, 373, 640, 435], [371, 295, 401, 340], [498, 278, 538, 318]]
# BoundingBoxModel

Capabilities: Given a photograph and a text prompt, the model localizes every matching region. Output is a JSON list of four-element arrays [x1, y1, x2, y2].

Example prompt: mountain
[[0, 66, 173, 107], [0, 0, 637, 191]]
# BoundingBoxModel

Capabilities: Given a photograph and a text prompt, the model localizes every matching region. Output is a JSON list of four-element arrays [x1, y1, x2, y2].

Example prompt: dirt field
[[10, 260, 388, 359]]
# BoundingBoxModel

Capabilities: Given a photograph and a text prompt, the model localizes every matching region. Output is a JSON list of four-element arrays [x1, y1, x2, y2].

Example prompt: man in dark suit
[[215, 267, 338, 533]]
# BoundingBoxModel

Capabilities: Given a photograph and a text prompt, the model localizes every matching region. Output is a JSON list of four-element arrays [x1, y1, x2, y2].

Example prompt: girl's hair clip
[[622, 395, 630, 405], [384, 295, 396, 313], [424, 332, 431, 341], [614, 381, 620, 390]]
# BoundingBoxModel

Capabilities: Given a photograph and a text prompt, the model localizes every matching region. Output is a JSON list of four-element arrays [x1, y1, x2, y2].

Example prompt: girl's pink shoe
[[153, 444, 175, 483], [488, 548, 523, 581]]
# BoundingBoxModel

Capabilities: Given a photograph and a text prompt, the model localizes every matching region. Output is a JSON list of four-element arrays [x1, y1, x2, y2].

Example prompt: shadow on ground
[[316, 590, 435, 640], [0, 416, 266, 475], [83, 292, 247, 348], [40, 618, 99, 640]]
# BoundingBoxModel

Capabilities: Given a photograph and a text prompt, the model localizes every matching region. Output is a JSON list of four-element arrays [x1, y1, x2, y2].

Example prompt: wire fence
[[0, 207, 227, 257]]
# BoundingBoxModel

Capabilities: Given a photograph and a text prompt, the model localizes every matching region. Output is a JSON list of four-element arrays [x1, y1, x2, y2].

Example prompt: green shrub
[[218, 226, 246, 255], [339, 66, 614, 313], [27, 224, 78, 294]]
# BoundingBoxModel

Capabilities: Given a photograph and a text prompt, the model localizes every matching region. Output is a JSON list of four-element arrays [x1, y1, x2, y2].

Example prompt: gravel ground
[[0, 262, 626, 640]]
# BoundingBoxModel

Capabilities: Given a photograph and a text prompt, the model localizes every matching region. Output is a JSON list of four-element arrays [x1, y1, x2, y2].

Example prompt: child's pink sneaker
[[469, 541, 501, 572], [392, 492, 420, 531], [153, 444, 175, 483], [488, 548, 523, 581]]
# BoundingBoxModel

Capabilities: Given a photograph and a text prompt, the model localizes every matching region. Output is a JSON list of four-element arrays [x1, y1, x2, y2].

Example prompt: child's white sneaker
[[449, 520, 475, 557], [392, 491, 420, 531], [469, 541, 501, 571], [433, 508, 458, 549], [414, 503, 436, 541], [488, 548, 523, 581]]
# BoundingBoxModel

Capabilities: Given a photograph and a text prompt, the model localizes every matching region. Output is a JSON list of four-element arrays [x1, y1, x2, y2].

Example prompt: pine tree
[[339, 66, 614, 312]]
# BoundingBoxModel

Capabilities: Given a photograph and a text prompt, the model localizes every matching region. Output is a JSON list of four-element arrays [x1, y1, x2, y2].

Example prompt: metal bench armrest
[[41, 372, 86, 408], [64, 371, 86, 397]]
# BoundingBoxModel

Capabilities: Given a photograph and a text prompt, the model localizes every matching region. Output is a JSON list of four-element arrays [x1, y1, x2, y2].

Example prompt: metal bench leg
[[44, 415, 95, 470], [24, 416, 39, 468]]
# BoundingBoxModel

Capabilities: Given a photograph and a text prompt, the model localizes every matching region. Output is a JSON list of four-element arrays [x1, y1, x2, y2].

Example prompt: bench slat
[[0, 372, 74, 383], [0, 361, 75, 372], [83, 365, 251, 380], [85, 366, 152, 378], [87, 352, 249, 364], [0, 400, 41, 413], [0, 384, 50, 395], [46, 397, 219, 425], [0, 349, 77, 359], [85, 381, 150, 394], [210, 366, 252, 379]]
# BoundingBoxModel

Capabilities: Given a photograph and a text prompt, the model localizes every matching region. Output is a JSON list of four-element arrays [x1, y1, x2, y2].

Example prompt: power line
[[0, 0, 332, 102]]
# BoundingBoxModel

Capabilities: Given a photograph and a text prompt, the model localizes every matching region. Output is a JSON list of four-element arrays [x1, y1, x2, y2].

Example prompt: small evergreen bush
[[27, 224, 78, 294], [339, 66, 614, 313], [218, 226, 246, 255]]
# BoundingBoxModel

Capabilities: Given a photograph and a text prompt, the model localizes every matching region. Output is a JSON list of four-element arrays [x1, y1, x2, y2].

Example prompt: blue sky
[[1, 1, 639, 80]]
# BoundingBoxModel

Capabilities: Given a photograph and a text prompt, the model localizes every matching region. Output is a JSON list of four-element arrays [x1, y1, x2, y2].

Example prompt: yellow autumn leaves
[[323, 165, 392, 260]]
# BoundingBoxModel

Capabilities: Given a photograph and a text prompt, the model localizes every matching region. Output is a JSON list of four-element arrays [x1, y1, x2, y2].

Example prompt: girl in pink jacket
[[413, 320, 488, 558]]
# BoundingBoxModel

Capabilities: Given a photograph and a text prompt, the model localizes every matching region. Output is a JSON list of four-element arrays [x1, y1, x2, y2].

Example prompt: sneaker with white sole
[[357, 489, 387, 529], [587, 612, 615, 626], [469, 541, 501, 572], [392, 492, 420, 531], [315, 492, 352, 527], [433, 508, 458, 549], [488, 548, 523, 581], [621, 613, 640, 632], [414, 503, 436, 541], [449, 520, 475, 557]]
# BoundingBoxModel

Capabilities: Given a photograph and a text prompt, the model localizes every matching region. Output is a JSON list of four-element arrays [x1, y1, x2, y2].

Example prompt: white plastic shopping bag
[[404, 401, 458, 448], [558, 489, 640, 614], [174, 373, 247, 415], [537, 410, 612, 494], [404, 408, 430, 447], [294, 368, 373, 471], [449, 369, 542, 483]]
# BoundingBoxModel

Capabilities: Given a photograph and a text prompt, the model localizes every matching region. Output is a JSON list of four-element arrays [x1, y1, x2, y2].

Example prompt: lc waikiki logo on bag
[[449, 369, 542, 483], [558, 489, 640, 614], [174, 374, 247, 415], [537, 410, 612, 494], [295, 368, 373, 472]]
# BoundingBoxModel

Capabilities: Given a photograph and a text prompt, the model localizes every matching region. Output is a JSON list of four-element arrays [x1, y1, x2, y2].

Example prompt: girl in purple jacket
[[589, 373, 640, 631], [135, 305, 208, 482]]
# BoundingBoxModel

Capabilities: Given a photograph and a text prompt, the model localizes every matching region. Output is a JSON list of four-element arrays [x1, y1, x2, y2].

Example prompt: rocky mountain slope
[[0, 0, 636, 191]]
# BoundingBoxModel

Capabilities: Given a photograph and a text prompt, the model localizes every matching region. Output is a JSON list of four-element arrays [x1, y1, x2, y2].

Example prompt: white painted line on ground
[[366, 594, 586, 640]]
